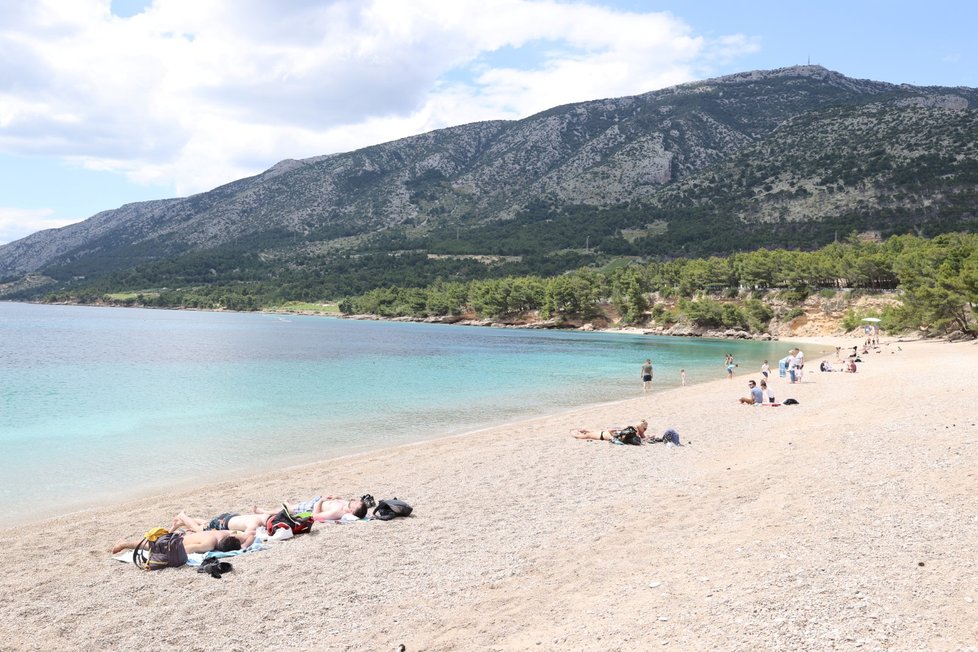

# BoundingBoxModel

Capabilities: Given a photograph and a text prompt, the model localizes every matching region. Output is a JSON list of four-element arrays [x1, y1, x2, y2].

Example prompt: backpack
[[133, 529, 188, 571], [783, 398, 799, 405], [615, 425, 642, 446], [267, 508, 314, 535], [373, 498, 413, 521]]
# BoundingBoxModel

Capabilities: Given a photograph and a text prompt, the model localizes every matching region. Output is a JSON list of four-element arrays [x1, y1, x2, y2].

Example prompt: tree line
[[338, 234, 978, 335]]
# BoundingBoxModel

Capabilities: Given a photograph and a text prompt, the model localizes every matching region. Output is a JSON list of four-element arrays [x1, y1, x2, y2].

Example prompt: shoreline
[[4, 335, 975, 650], [18, 297, 792, 340]]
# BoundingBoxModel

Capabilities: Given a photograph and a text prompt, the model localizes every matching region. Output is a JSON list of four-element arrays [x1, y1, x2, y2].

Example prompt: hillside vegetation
[[36, 233, 978, 339]]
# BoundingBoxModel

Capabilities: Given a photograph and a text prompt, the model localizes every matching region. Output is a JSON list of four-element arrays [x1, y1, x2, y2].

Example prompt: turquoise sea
[[0, 302, 795, 519]]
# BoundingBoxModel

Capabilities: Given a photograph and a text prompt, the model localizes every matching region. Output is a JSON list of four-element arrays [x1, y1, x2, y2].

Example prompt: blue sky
[[1, 0, 975, 244]]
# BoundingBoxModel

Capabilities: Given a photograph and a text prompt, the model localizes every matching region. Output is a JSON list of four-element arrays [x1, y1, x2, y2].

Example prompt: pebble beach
[[1, 336, 975, 651]]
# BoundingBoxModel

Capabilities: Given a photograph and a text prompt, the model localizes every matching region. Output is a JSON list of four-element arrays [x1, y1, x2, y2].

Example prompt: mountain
[[2, 65, 977, 299]]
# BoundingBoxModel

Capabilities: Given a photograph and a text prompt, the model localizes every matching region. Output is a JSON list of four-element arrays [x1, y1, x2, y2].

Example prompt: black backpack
[[373, 498, 413, 521], [615, 425, 642, 446]]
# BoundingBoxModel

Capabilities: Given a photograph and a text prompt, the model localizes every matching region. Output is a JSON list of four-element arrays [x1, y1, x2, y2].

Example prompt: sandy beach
[[1, 336, 976, 651]]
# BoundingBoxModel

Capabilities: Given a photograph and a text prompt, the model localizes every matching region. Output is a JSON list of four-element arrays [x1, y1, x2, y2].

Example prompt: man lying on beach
[[572, 419, 648, 445], [170, 511, 261, 547], [111, 529, 244, 556], [253, 497, 369, 521]]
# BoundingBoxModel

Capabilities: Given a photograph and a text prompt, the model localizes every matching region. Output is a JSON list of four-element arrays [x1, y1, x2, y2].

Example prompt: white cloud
[[0, 207, 79, 244], [0, 0, 759, 197]]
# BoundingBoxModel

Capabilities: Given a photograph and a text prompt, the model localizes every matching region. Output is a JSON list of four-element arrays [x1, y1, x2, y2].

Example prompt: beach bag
[[661, 428, 681, 445], [133, 529, 188, 571], [783, 398, 799, 405], [373, 498, 413, 521], [267, 508, 314, 535], [615, 425, 642, 446]]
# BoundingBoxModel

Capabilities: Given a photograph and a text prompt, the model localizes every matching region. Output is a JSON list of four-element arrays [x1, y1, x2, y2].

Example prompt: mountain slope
[[2, 65, 977, 296]]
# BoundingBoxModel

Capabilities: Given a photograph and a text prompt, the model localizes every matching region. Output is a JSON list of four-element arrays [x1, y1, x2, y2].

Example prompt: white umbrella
[[861, 317, 882, 322]]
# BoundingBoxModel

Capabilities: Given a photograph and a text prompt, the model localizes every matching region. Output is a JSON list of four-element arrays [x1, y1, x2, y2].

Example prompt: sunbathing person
[[254, 497, 369, 521], [572, 419, 648, 445], [170, 511, 261, 547], [111, 529, 245, 556]]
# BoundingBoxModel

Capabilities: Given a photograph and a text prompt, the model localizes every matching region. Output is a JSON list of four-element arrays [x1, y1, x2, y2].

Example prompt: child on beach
[[680, 369, 686, 386]]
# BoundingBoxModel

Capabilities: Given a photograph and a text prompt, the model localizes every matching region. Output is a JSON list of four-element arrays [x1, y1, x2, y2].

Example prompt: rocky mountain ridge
[[2, 65, 976, 294]]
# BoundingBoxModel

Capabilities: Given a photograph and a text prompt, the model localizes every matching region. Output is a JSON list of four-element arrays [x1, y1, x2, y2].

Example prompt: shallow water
[[0, 302, 794, 518]]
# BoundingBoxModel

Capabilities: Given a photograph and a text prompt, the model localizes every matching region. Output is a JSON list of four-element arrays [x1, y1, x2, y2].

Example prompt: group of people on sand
[[111, 494, 371, 558], [821, 359, 858, 373]]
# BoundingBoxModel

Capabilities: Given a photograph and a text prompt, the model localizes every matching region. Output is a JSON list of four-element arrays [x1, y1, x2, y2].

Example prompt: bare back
[[181, 530, 228, 554]]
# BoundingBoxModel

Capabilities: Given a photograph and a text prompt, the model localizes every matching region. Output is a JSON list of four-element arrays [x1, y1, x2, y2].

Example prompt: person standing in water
[[641, 359, 654, 393], [680, 368, 687, 386]]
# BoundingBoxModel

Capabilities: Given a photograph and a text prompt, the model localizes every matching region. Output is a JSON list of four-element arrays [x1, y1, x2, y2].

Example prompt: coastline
[[2, 336, 975, 650]]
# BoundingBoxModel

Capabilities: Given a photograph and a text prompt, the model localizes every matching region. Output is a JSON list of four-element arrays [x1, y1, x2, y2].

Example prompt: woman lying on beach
[[572, 419, 648, 445]]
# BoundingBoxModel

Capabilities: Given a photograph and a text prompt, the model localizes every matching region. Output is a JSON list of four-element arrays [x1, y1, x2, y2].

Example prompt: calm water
[[0, 302, 794, 519]]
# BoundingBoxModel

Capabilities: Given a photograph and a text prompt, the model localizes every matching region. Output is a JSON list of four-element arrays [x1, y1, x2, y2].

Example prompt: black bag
[[133, 532, 188, 571], [783, 398, 799, 405], [615, 425, 642, 446], [660, 428, 681, 445], [373, 498, 413, 521]]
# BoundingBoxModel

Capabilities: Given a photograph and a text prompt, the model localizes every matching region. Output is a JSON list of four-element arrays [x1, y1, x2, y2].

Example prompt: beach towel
[[313, 512, 371, 524], [199, 539, 265, 562]]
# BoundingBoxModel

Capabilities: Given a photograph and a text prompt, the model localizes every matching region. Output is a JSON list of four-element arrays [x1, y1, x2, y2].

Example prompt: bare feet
[[111, 539, 129, 554]]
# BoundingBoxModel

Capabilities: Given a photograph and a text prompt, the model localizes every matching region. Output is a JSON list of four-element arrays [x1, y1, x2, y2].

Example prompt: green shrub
[[779, 288, 810, 303]]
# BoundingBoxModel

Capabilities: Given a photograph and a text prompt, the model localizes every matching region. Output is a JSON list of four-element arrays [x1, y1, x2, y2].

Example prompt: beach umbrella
[[861, 317, 882, 322]]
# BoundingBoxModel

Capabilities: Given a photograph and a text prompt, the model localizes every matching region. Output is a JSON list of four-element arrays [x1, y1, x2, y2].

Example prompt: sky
[[1, 0, 975, 244]]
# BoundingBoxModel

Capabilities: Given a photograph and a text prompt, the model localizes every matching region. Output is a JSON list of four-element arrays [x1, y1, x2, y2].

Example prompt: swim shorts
[[205, 512, 237, 531], [291, 497, 321, 515]]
